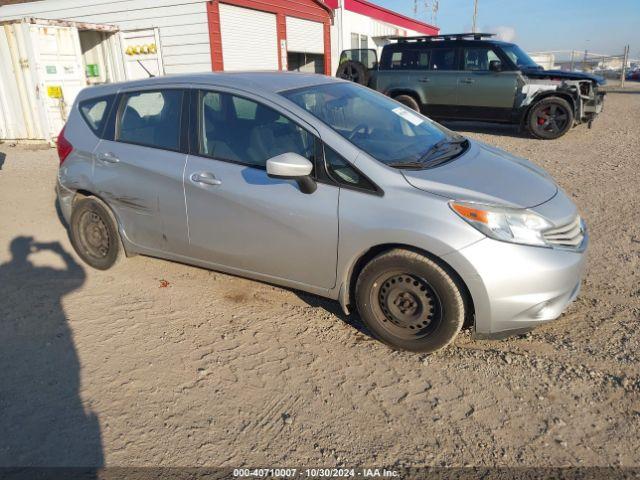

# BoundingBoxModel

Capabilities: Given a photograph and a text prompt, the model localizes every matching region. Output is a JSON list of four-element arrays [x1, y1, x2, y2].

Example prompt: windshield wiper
[[386, 161, 429, 169], [418, 138, 468, 163], [387, 137, 468, 170]]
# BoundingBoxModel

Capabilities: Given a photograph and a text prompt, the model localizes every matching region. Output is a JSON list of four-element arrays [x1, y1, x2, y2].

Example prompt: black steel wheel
[[376, 273, 442, 340], [356, 249, 466, 353], [528, 96, 574, 140], [70, 197, 123, 270]]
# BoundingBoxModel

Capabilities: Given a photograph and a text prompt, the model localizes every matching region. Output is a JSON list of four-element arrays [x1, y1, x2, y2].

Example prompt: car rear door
[[93, 87, 189, 254], [410, 46, 460, 119], [456, 46, 519, 120], [183, 89, 339, 291]]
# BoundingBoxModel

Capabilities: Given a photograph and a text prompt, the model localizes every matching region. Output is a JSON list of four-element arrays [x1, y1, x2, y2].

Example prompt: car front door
[[183, 89, 339, 291], [456, 46, 519, 120], [93, 87, 190, 254]]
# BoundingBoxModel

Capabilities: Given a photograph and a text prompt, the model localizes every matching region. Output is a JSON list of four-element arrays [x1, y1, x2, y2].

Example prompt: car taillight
[[57, 126, 73, 165]]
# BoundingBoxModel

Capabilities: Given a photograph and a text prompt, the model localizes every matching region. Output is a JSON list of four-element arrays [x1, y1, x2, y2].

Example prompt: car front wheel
[[527, 96, 574, 140], [355, 249, 466, 353]]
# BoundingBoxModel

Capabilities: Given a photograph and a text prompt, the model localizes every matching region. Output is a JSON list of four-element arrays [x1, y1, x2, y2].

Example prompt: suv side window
[[382, 47, 429, 70], [463, 47, 501, 71], [117, 90, 183, 151], [324, 145, 376, 192], [199, 91, 315, 169], [429, 48, 456, 70], [79, 95, 115, 137]]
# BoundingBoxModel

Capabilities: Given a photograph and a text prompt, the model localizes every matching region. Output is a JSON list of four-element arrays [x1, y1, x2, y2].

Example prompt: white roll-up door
[[219, 3, 278, 71], [286, 17, 324, 54]]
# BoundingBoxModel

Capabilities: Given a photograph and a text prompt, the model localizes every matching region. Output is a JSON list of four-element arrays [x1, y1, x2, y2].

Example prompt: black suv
[[337, 33, 606, 139]]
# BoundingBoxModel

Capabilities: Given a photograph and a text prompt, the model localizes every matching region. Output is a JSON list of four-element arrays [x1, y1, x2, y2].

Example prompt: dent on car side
[[57, 73, 587, 347]]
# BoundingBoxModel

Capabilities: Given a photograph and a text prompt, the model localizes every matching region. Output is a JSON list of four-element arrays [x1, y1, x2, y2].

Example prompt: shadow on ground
[[441, 120, 528, 139], [0, 152, 5, 170], [0, 236, 103, 468]]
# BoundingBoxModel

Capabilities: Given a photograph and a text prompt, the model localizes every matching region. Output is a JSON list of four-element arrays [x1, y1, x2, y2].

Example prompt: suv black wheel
[[394, 94, 420, 112], [69, 196, 123, 270], [336, 60, 369, 85], [527, 96, 574, 140], [355, 249, 465, 353]]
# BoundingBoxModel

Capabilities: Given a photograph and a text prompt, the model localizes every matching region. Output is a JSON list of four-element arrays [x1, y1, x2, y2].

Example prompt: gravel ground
[[0, 91, 639, 469]]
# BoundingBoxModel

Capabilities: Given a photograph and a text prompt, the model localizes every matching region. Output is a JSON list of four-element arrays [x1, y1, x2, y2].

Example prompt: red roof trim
[[343, 0, 439, 35]]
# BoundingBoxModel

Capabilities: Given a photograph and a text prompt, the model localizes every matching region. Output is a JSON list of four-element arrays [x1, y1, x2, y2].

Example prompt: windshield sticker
[[392, 107, 423, 126]]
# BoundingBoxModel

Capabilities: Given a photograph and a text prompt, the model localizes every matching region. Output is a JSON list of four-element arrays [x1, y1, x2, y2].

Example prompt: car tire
[[335, 60, 369, 85], [394, 94, 421, 112], [527, 96, 574, 140], [355, 249, 465, 353], [69, 196, 123, 270]]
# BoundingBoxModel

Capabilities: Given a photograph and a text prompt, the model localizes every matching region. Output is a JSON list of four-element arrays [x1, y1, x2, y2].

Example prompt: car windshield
[[502, 44, 540, 69], [281, 82, 465, 167]]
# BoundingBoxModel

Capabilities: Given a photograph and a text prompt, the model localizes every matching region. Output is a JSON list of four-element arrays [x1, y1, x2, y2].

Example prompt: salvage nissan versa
[[56, 73, 588, 353]]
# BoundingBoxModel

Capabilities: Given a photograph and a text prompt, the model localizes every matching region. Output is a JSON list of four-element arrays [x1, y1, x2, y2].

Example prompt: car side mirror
[[489, 60, 502, 72], [266, 152, 317, 194]]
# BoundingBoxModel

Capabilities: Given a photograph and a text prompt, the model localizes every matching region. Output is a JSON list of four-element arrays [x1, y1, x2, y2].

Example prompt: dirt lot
[[0, 91, 639, 469]]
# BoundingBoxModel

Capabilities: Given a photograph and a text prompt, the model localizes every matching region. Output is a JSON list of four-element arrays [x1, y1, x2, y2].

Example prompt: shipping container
[[0, 18, 124, 143]]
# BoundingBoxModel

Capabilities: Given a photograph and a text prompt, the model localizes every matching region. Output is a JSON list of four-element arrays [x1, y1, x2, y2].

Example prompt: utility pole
[[471, 0, 478, 33], [621, 44, 629, 88], [569, 50, 575, 71]]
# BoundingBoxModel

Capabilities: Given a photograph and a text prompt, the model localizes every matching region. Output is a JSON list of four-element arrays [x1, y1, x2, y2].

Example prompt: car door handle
[[459, 78, 475, 84], [97, 152, 119, 163], [191, 172, 222, 186], [419, 77, 431, 83]]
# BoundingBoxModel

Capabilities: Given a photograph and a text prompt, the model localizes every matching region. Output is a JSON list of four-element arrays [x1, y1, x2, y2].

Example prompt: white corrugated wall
[[0, 0, 212, 74]]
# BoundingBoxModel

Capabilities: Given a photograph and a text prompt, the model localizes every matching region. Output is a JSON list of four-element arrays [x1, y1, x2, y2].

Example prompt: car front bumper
[[443, 235, 588, 339]]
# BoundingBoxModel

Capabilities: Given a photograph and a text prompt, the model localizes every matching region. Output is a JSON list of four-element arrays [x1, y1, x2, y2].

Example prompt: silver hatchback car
[[56, 73, 587, 353]]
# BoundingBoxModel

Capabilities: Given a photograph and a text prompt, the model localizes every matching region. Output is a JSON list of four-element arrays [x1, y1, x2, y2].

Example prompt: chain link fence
[[528, 47, 639, 87]]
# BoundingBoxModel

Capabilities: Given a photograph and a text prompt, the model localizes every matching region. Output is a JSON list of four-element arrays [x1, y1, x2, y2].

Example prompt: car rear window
[[79, 95, 115, 137]]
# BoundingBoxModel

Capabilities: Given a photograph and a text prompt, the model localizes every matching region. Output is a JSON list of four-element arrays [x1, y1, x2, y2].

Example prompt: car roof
[[387, 39, 515, 48], [77, 71, 340, 100]]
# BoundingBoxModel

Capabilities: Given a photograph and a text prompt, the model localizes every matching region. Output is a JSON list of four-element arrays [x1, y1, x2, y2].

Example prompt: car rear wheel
[[393, 94, 421, 112], [69, 196, 123, 270], [355, 249, 465, 353], [527, 97, 574, 140]]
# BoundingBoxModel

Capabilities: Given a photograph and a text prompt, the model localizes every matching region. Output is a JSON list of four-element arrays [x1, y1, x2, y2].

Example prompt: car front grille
[[543, 216, 585, 249]]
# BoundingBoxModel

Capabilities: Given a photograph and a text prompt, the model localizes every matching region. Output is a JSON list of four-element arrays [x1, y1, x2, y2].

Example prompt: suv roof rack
[[389, 33, 496, 42]]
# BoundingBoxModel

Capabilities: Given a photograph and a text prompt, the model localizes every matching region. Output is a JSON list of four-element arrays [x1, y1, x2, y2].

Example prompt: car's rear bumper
[[443, 235, 587, 338], [56, 177, 74, 224]]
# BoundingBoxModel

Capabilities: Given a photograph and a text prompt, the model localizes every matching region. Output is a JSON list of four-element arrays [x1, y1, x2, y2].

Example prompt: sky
[[372, 0, 640, 59]]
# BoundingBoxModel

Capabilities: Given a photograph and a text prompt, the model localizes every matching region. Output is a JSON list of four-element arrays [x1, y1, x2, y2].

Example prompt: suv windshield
[[502, 44, 540, 69], [281, 82, 466, 168]]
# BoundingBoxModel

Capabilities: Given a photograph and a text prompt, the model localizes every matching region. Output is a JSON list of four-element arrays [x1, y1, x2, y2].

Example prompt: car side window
[[384, 49, 429, 70], [79, 95, 114, 137], [324, 145, 375, 192], [199, 91, 315, 169], [429, 48, 456, 70], [463, 48, 501, 71], [117, 90, 183, 151]]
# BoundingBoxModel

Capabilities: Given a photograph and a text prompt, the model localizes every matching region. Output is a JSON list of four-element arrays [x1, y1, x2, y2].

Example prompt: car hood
[[522, 67, 606, 86], [401, 140, 558, 209]]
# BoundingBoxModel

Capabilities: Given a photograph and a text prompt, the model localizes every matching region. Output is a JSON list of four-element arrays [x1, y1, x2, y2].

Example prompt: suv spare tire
[[336, 60, 369, 85]]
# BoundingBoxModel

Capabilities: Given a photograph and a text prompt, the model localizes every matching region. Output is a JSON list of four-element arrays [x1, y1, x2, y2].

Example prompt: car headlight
[[450, 201, 552, 247]]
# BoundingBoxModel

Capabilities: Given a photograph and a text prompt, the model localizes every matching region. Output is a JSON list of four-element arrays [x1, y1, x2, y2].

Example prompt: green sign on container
[[86, 64, 100, 77]]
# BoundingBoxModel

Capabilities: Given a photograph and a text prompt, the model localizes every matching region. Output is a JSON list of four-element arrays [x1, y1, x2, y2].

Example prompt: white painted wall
[[0, 0, 212, 74], [330, 7, 425, 74]]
